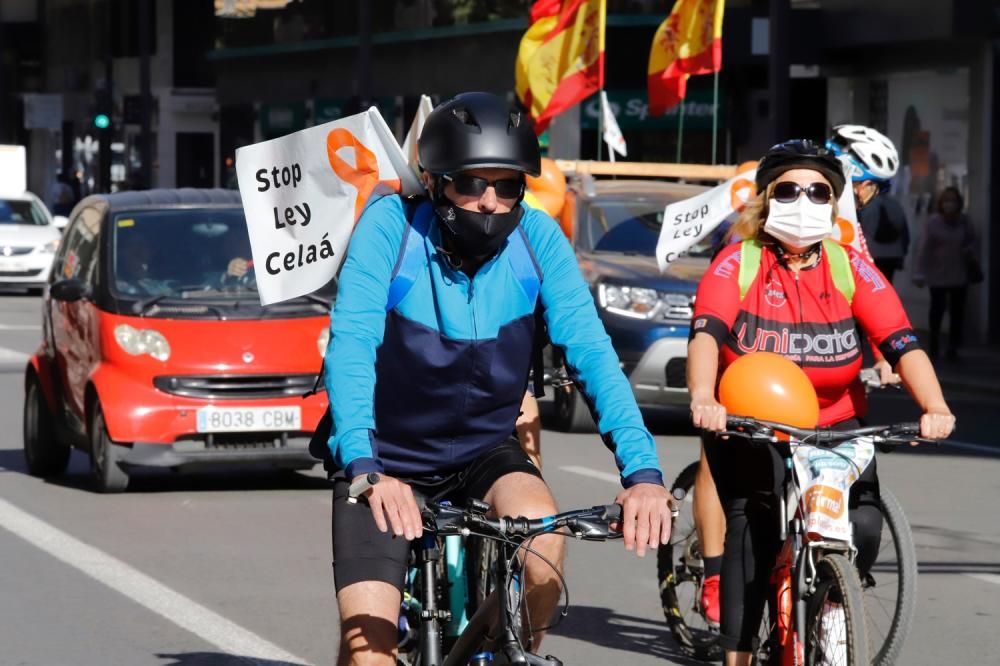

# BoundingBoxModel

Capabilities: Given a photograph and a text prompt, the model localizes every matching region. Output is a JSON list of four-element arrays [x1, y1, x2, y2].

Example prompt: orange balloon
[[528, 190, 564, 218], [718, 352, 820, 428], [526, 157, 567, 195]]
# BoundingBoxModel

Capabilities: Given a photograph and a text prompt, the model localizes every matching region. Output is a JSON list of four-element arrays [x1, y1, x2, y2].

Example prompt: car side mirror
[[50, 278, 91, 303], [52, 215, 69, 231]]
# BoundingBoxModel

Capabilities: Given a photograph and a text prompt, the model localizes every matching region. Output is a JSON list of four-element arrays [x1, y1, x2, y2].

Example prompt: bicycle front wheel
[[656, 461, 723, 661], [806, 553, 870, 666], [864, 487, 917, 666]]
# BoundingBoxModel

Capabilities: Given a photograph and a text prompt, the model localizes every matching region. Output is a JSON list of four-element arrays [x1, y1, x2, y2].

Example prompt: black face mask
[[433, 199, 524, 264]]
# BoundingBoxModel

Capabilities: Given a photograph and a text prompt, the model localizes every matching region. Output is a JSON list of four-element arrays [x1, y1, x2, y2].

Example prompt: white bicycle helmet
[[826, 124, 899, 183]]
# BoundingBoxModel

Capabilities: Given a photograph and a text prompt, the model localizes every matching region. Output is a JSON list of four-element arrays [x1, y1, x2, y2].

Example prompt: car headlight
[[40, 238, 60, 254], [597, 283, 694, 321], [317, 327, 330, 359], [114, 324, 171, 361], [598, 284, 661, 319]]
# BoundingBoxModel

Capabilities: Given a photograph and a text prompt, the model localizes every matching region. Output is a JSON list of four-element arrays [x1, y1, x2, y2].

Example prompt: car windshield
[[580, 196, 713, 258], [0, 198, 48, 226], [111, 209, 335, 314]]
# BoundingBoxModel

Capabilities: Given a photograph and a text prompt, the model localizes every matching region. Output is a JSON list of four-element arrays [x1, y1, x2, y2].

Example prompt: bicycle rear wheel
[[864, 487, 917, 666], [805, 553, 870, 666], [656, 461, 723, 661]]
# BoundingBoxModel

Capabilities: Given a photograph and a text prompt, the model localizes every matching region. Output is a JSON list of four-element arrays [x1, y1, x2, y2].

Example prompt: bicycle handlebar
[[720, 416, 934, 447], [423, 501, 624, 542]]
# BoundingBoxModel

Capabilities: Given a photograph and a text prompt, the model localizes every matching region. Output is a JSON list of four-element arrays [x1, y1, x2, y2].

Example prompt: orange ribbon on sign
[[326, 128, 401, 223], [729, 178, 756, 213]]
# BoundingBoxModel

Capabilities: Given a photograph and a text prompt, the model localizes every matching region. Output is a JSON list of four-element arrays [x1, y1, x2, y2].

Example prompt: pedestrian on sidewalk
[[913, 186, 982, 360], [858, 190, 910, 283]]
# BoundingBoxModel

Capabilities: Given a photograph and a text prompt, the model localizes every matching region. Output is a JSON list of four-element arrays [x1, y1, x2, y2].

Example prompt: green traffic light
[[94, 114, 111, 129]]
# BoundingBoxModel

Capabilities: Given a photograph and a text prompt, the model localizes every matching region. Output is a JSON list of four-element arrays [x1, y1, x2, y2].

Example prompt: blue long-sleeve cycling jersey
[[324, 195, 663, 488]]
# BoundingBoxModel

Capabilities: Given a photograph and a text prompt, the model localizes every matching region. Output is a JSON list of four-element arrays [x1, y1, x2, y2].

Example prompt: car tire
[[552, 384, 596, 433], [23, 374, 71, 477], [90, 405, 130, 493]]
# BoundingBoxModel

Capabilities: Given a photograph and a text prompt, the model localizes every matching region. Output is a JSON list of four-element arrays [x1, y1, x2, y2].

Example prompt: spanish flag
[[647, 0, 724, 116], [515, 0, 606, 134]]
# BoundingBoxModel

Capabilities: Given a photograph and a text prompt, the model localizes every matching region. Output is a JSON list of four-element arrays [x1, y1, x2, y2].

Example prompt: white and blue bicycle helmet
[[826, 124, 899, 187]]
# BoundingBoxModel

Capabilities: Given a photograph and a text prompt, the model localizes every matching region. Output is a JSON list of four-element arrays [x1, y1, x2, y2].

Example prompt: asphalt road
[[0, 292, 997, 665]]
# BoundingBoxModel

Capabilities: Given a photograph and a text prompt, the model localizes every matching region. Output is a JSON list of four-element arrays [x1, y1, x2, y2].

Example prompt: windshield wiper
[[294, 293, 332, 308], [131, 294, 224, 319], [132, 294, 170, 316]]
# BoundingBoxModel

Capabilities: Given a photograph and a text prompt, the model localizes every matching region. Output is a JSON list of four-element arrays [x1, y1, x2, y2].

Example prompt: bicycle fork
[[418, 533, 451, 666]]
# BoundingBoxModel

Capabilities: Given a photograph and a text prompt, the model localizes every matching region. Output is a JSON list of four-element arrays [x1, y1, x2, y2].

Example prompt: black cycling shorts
[[331, 437, 542, 594]]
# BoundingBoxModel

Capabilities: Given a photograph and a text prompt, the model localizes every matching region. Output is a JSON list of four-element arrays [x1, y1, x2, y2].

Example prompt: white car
[[0, 191, 67, 292]]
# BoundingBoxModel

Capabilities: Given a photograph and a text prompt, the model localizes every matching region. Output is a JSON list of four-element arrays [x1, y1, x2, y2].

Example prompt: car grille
[[0, 246, 34, 256], [660, 293, 695, 321], [174, 432, 304, 450], [665, 358, 687, 388], [0, 268, 43, 277], [154, 374, 319, 399]]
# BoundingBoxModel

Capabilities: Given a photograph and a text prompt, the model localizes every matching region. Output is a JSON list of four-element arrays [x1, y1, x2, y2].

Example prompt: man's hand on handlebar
[[351, 473, 424, 541], [613, 483, 673, 557], [690, 393, 727, 432]]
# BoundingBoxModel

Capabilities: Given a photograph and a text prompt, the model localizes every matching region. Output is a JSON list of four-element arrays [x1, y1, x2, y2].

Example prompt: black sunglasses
[[444, 173, 524, 200], [771, 181, 833, 205]]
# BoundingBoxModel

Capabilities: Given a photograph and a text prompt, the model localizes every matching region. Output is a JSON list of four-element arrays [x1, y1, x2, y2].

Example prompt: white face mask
[[763, 197, 834, 248]]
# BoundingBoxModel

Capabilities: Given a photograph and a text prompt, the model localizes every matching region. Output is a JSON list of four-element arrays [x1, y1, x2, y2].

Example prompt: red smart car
[[22, 189, 331, 492]]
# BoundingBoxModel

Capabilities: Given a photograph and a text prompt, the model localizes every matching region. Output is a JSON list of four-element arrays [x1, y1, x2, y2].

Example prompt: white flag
[[600, 91, 627, 161], [400, 94, 435, 175], [656, 155, 872, 273], [235, 107, 423, 305]]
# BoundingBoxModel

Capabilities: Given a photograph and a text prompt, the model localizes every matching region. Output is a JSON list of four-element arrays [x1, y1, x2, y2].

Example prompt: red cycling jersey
[[692, 241, 920, 426]]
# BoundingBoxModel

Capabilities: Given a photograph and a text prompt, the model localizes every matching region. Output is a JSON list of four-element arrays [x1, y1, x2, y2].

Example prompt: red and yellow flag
[[515, 0, 606, 134], [647, 0, 724, 116]]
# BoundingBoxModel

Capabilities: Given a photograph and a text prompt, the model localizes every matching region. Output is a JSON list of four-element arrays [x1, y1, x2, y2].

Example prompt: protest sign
[[400, 94, 435, 175], [656, 154, 872, 273], [655, 167, 756, 272], [236, 107, 423, 305], [0, 145, 27, 196]]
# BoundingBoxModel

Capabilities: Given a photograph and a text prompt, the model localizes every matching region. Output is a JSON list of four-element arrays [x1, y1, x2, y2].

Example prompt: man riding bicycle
[[686, 139, 955, 665], [323, 92, 673, 665]]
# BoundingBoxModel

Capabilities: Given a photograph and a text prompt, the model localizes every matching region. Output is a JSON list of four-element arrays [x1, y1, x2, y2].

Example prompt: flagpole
[[597, 88, 604, 162], [675, 99, 685, 163], [711, 70, 720, 165]]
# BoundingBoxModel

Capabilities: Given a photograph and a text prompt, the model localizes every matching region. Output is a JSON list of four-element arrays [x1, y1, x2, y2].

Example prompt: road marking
[[0, 346, 29, 364], [560, 465, 620, 485], [0, 324, 40, 330], [941, 440, 1000, 456], [965, 573, 1000, 586], [0, 497, 310, 665]]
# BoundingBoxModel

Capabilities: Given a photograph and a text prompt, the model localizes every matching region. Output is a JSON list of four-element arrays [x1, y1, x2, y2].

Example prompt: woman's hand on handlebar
[[690, 393, 727, 432], [920, 406, 956, 440], [352, 473, 424, 541]]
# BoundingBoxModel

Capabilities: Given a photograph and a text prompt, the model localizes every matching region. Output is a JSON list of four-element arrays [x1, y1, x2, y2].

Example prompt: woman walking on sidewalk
[[914, 187, 982, 361]]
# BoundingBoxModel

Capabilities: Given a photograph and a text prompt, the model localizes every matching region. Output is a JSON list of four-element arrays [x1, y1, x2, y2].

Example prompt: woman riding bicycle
[[686, 139, 955, 665]]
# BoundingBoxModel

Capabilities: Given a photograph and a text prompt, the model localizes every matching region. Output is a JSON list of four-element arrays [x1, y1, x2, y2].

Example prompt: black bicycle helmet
[[755, 139, 846, 199], [417, 92, 541, 177]]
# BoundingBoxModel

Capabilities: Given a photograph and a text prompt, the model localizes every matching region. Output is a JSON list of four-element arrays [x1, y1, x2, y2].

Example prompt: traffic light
[[94, 113, 111, 129]]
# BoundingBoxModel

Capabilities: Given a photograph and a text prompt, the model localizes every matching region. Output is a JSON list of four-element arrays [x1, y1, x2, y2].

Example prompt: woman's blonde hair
[[726, 178, 839, 244]]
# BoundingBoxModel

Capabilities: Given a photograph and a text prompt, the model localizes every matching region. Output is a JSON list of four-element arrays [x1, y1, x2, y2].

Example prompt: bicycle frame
[[396, 501, 621, 666], [770, 449, 857, 666]]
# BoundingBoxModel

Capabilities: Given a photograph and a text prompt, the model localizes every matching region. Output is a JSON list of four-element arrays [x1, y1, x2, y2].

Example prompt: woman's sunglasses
[[444, 173, 524, 200], [771, 181, 833, 205]]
